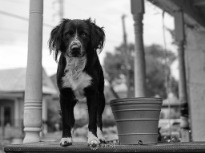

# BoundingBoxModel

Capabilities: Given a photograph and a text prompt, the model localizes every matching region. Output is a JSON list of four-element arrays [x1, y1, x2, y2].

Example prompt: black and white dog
[[49, 19, 106, 146]]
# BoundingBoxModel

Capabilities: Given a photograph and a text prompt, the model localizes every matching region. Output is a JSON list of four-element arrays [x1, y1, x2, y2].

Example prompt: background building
[[0, 68, 57, 139]]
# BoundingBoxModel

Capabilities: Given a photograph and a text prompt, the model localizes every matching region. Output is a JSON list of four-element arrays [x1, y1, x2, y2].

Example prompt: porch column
[[174, 11, 190, 142], [23, 0, 43, 143], [131, 0, 146, 97]]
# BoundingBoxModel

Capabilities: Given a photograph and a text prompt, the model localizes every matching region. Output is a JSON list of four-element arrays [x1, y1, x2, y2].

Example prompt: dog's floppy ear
[[87, 19, 105, 53], [49, 19, 70, 61]]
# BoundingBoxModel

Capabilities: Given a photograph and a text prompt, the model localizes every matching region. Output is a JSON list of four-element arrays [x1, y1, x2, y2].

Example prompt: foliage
[[104, 43, 178, 99]]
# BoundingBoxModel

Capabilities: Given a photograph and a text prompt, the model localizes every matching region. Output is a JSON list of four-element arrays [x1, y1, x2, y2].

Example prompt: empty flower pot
[[110, 97, 162, 145]]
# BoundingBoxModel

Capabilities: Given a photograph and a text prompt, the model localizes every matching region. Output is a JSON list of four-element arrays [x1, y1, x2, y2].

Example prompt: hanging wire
[[162, 11, 172, 142]]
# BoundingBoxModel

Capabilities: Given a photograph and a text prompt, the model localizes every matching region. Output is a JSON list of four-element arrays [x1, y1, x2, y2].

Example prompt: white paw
[[60, 137, 72, 146], [87, 131, 100, 146], [97, 127, 105, 143]]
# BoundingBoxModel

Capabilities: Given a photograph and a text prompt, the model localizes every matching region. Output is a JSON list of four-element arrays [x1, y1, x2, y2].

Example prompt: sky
[[0, 0, 178, 79]]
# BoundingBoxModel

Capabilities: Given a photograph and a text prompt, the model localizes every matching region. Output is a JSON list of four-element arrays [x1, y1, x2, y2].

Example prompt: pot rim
[[110, 97, 162, 105]]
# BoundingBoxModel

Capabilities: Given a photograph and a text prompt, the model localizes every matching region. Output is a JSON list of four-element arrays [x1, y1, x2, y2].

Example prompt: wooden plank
[[4, 141, 205, 152]]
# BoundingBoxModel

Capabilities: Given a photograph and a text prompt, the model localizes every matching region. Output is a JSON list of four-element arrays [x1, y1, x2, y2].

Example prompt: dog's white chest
[[62, 57, 92, 100]]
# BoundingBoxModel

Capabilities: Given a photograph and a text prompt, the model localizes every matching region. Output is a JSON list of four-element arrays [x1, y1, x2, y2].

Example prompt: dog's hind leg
[[59, 89, 77, 146]]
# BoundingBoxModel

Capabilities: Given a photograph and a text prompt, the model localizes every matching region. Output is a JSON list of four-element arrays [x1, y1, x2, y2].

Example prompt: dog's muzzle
[[69, 40, 83, 57]]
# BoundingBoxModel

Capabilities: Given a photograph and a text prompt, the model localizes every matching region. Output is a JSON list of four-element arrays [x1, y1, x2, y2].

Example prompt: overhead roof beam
[[193, 0, 205, 6], [148, 0, 205, 30]]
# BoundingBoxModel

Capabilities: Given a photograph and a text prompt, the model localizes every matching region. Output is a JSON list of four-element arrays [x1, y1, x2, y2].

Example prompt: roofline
[[148, 0, 205, 30]]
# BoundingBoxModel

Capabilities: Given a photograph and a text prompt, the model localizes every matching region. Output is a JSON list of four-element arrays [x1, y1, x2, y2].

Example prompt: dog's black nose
[[71, 45, 81, 52], [71, 45, 81, 56]]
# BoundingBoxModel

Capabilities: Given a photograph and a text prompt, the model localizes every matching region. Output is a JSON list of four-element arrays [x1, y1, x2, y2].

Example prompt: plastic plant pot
[[110, 97, 162, 145]]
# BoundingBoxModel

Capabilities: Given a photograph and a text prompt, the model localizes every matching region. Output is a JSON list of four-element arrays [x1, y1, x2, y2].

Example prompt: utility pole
[[59, 0, 64, 19], [121, 14, 132, 97], [52, 0, 64, 21]]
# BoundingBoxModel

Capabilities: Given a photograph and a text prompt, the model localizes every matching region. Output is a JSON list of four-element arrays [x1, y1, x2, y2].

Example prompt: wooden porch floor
[[4, 141, 205, 153]]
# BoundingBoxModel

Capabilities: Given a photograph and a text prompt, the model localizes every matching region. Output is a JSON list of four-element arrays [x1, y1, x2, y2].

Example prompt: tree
[[104, 43, 178, 99], [104, 43, 135, 97], [145, 44, 178, 98]]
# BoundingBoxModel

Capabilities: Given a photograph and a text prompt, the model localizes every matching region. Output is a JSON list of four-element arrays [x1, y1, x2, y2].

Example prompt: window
[[0, 99, 14, 127]]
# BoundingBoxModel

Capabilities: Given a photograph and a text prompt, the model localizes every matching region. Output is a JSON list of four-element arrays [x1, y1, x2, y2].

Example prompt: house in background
[[0, 68, 57, 139]]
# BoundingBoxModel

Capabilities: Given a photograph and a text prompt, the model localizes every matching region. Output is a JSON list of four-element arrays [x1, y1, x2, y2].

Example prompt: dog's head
[[49, 18, 105, 61]]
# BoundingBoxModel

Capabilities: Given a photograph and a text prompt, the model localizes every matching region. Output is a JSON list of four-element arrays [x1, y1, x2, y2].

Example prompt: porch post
[[131, 0, 146, 97], [174, 11, 190, 142], [23, 0, 43, 143]]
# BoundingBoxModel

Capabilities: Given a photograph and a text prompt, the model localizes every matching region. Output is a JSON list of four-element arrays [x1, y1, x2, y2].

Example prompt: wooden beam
[[23, 0, 43, 144], [174, 11, 185, 41], [174, 11, 191, 142], [0, 92, 24, 98], [131, 0, 146, 97], [148, 0, 205, 30], [131, 0, 144, 14], [193, 0, 205, 6]]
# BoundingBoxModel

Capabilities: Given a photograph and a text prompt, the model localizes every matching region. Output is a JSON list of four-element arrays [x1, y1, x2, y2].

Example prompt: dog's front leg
[[86, 91, 100, 146], [59, 90, 76, 146]]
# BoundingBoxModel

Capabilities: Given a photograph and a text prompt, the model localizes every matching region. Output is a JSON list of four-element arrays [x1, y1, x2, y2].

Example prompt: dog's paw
[[87, 131, 100, 146], [97, 127, 106, 143], [60, 137, 72, 146]]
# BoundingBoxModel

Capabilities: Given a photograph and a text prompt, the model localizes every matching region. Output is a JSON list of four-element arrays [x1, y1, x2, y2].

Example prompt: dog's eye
[[66, 31, 74, 36], [81, 32, 87, 37]]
